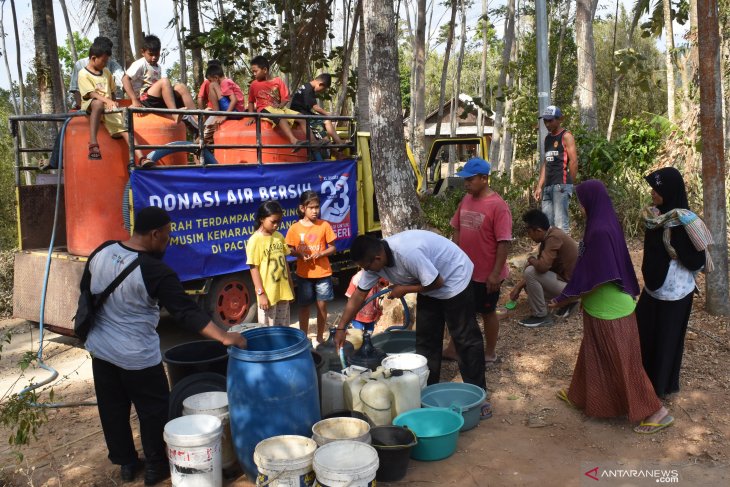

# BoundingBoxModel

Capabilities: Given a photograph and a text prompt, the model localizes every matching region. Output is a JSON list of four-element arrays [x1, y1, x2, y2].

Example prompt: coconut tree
[[362, 0, 423, 233], [434, 0, 457, 138], [59, 0, 78, 63], [488, 0, 515, 169], [31, 0, 65, 113], [575, 0, 599, 130], [187, 0, 203, 87]]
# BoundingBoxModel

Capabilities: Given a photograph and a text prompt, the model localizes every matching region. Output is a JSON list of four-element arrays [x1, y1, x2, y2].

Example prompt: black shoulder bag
[[74, 257, 140, 341]]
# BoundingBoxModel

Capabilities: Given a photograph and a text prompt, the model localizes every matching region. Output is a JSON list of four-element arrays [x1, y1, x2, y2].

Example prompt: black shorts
[[472, 280, 501, 314], [141, 92, 185, 109]]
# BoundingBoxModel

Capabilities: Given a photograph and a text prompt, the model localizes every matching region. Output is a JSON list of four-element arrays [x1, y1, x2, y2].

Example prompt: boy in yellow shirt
[[79, 43, 149, 166]]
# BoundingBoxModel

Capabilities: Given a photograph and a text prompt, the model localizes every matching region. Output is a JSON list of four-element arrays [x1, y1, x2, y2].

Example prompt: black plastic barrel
[[370, 425, 418, 482], [163, 340, 229, 388]]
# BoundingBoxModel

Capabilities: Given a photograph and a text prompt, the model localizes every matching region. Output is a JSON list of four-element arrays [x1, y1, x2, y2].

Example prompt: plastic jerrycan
[[320, 371, 347, 416], [359, 377, 393, 426], [385, 369, 421, 417], [343, 366, 371, 412]]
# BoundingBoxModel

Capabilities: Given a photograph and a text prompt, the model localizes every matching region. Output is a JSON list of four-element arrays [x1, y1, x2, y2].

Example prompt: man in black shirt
[[83, 206, 246, 485], [290, 73, 347, 156], [533, 106, 578, 234]]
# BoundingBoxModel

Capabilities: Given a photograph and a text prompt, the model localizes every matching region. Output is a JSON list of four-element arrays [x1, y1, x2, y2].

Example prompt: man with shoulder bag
[[78, 206, 246, 485]]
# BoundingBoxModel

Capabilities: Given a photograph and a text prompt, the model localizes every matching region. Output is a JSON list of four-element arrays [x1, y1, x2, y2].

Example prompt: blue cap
[[456, 157, 491, 177], [539, 105, 562, 120]]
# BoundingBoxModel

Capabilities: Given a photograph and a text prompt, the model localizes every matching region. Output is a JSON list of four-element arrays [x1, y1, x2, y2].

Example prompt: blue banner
[[130, 160, 358, 281]]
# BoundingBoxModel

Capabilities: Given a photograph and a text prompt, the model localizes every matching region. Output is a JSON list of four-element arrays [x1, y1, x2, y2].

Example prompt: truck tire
[[206, 272, 257, 328]]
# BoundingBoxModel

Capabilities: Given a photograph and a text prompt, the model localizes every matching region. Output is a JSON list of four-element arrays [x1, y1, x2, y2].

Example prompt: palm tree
[[489, 0, 515, 170], [59, 0, 78, 63], [31, 0, 64, 113], [434, 0, 457, 138], [187, 0, 203, 88]]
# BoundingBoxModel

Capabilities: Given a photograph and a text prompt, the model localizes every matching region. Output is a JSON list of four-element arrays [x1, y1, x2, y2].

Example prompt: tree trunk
[[362, 0, 423, 234], [6, 0, 30, 183], [574, 0, 598, 131], [447, 0, 466, 176], [606, 74, 624, 140], [122, 0, 134, 68], [98, 0, 121, 63], [478, 0, 488, 137], [1, 3, 19, 114], [550, 0, 570, 101], [335, 0, 360, 116], [722, 0, 730, 153], [187, 0, 203, 88], [143, 0, 150, 34], [58, 0, 78, 63], [434, 0, 457, 138], [356, 8, 370, 131], [173, 0, 187, 85], [131, 0, 143, 53], [696, 0, 729, 315], [412, 0, 427, 180], [404, 2, 415, 142], [488, 0, 515, 169], [32, 0, 63, 113], [662, 0, 676, 122], [502, 36, 518, 178]]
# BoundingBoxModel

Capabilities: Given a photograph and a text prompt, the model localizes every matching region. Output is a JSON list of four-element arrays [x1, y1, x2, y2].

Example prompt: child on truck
[[290, 73, 347, 156], [122, 34, 198, 135], [200, 63, 245, 144], [247, 201, 294, 326], [285, 191, 337, 344], [79, 42, 150, 166], [246, 55, 308, 152]]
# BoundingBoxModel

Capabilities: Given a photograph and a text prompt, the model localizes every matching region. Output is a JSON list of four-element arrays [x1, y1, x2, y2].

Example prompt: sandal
[[88, 143, 102, 160], [556, 389, 577, 409], [139, 157, 155, 168], [633, 415, 674, 434], [480, 402, 493, 420], [291, 140, 308, 154]]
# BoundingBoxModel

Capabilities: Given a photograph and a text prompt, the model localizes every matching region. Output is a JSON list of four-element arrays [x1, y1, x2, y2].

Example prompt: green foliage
[[0, 92, 17, 250], [421, 188, 465, 237], [0, 250, 13, 317], [0, 391, 48, 458], [57, 33, 92, 83]]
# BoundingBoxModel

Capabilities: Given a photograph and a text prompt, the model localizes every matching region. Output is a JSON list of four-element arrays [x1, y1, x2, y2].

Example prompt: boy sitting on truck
[[122, 34, 198, 136], [79, 43, 150, 166], [290, 73, 347, 157], [246, 55, 308, 152], [200, 63, 245, 144]]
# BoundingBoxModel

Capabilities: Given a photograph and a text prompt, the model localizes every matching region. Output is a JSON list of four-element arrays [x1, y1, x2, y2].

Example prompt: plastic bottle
[[386, 369, 421, 417], [320, 371, 347, 416], [359, 379, 393, 426]]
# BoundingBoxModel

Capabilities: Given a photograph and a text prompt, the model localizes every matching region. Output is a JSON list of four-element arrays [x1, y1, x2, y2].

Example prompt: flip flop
[[291, 140, 308, 153], [139, 157, 156, 168], [480, 402, 493, 420], [634, 415, 674, 434], [556, 389, 577, 409]]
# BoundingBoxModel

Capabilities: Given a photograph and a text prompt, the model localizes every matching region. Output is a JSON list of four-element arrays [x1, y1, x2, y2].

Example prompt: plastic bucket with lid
[[392, 407, 463, 461], [182, 392, 237, 468], [164, 414, 223, 487], [253, 435, 317, 487], [381, 353, 429, 389], [369, 425, 417, 482], [163, 340, 229, 388], [313, 440, 379, 487], [311, 417, 371, 446], [421, 382, 487, 431]]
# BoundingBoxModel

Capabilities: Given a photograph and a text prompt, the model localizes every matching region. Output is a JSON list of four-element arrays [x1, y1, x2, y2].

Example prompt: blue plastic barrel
[[227, 327, 321, 478]]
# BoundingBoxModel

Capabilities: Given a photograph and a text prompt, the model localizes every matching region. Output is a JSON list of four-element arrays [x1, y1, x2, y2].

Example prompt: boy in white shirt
[[122, 34, 198, 134]]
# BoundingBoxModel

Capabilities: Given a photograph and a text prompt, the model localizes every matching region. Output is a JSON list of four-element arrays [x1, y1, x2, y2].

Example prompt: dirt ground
[[1, 246, 728, 487]]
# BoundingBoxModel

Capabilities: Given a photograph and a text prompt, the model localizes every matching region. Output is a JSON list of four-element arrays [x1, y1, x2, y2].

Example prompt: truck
[[10, 106, 489, 335]]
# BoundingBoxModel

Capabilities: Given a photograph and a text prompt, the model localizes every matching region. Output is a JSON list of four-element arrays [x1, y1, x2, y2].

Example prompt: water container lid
[[390, 369, 404, 377]]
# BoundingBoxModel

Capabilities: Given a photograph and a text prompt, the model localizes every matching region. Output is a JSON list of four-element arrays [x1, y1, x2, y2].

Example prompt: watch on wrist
[[256, 288, 264, 295]]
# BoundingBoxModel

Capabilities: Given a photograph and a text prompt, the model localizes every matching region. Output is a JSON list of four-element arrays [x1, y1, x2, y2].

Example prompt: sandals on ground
[[480, 401, 493, 420], [88, 143, 102, 160]]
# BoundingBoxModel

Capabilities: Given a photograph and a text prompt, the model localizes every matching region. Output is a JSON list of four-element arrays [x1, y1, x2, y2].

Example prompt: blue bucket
[[421, 383, 487, 431], [227, 327, 321, 478], [392, 407, 463, 461]]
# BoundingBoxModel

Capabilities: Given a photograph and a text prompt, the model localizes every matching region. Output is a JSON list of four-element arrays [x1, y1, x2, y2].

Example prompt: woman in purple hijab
[[552, 180, 673, 434]]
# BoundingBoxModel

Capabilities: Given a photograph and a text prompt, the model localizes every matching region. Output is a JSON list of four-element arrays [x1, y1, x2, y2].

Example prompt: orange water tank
[[63, 116, 130, 256], [133, 114, 187, 166], [117, 100, 187, 166], [214, 117, 308, 164]]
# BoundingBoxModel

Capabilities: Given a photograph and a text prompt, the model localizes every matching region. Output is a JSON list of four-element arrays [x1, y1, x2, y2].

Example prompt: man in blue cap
[[534, 106, 578, 234], [442, 157, 512, 373]]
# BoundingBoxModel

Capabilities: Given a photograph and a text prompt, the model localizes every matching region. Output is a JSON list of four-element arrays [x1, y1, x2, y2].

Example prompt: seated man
[[510, 209, 579, 327]]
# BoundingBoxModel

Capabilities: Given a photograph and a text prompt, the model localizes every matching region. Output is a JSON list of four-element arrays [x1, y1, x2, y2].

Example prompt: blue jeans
[[541, 183, 573, 234]]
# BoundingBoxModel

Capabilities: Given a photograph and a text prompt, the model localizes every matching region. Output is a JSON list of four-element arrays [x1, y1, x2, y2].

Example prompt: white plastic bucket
[[253, 435, 318, 487], [164, 414, 223, 487], [182, 392, 236, 469], [313, 440, 379, 487], [381, 353, 429, 389], [311, 417, 372, 446]]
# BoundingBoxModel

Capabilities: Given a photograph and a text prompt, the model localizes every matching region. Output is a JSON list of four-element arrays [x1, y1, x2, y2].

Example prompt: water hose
[[18, 116, 97, 408]]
